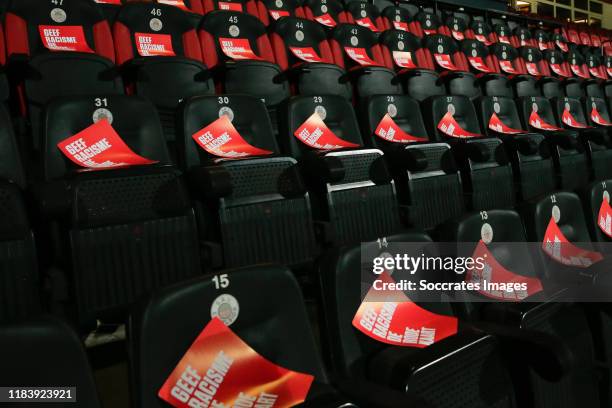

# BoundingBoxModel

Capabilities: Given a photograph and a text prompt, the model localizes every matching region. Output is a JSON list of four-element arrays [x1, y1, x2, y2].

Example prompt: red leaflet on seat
[[393, 21, 409, 31], [192, 115, 273, 158], [392, 51, 416, 68], [466, 240, 543, 301], [39, 26, 94, 53], [434, 53, 457, 70], [592, 107, 612, 126], [437, 111, 480, 138], [499, 60, 518, 74], [344, 47, 378, 66], [468, 56, 492, 73], [599, 197, 612, 238], [542, 218, 603, 267], [375, 114, 427, 143], [314, 13, 336, 27], [293, 112, 359, 150], [289, 47, 324, 62], [158, 318, 314, 408], [475, 34, 492, 45], [549, 63, 566, 77], [570, 64, 590, 79], [529, 110, 561, 131], [94, 0, 122, 4], [269, 9, 290, 20], [452, 30, 464, 41], [556, 40, 569, 52], [135, 33, 176, 57], [498, 35, 511, 44], [488, 113, 524, 134], [562, 108, 588, 129], [356, 17, 378, 32], [158, 0, 190, 10], [423, 28, 437, 35], [352, 272, 458, 347], [525, 62, 540, 76], [219, 38, 262, 60], [218, 1, 243, 11], [57, 119, 157, 169]]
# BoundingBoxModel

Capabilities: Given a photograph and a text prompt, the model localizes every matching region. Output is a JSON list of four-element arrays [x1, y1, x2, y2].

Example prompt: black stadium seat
[[129, 265, 420, 408], [113, 2, 214, 143], [329, 23, 402, 100], [476, 96, 556, 201], [177, 94, 318, 270], [40, 95, 201, 325], [517, 96, 589, 191], [199, 11, 290, 119], [0, 105, 39, 323], [0, 317, 102, 407], [5, 0, 123, 150], [270, 17, 352, 100], [278, 94, 403, 245], [360, 94, 464, 230]]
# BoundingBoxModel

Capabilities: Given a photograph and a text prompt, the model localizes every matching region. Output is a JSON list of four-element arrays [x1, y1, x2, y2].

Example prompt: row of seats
[[2, 1, 612, 407], [2, 0, 612, 155]]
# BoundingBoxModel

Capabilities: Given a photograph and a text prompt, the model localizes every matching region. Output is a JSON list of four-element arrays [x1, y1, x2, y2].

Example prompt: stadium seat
[[329, 23, 402, 101], [564, 47, 596, 97], [92, 0, 124, 24], [422, 95, 515, 211], [177, 94, 318, 269], [377, 5, 413, 32], [513, 26, 537, 48], [39, 95, 201, 325], [113, 2, 214, 143], [553, 32, 570, 52], [0, 317, 101, 407], [0, 105, 39, 323], [475, 96, 555, 201], [278, 94, 403, 245], [378, 29, 445, 102], [270, 17, 351, 100], [467, 20, 496, 46], [438, 209, 603, 408], [582, 49, 608, 98], [411, 10, 445, 38], [459, 39, 511, 97], [199, 10, 290, 120], [517, 96, 589, 191], [445, 14, 469, 42], [342, 0, 381, 32], [492, 21, 515, 46], [535, 29, 555, 51], [422, 34, 481, 99], [360, 94, 464, 230], [4, 0, 123, 150], [319, 232, 573, 408], [202, 0, 256, 15], [129, 265, 422, 408], [302, 0, 345, 29]]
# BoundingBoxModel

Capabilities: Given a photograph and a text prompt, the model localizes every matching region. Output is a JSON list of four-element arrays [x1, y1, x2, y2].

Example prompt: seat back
[[460, 39, 497, 75], [445, 15, 468, 42], [129, 266, 329, 408], [468, 20, 496, 45], [43, 95, 201, 324], [492, 22, 514, 45], [258, 0, 305, 26], [0, 317, 101, 407], [514, 26, 536, 48], [378, 5, 412, 32], [179, 94, 318, 269], [535, 29, 554, 51], [343, 0, 381, 32], [411, 10, 443, 38]]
